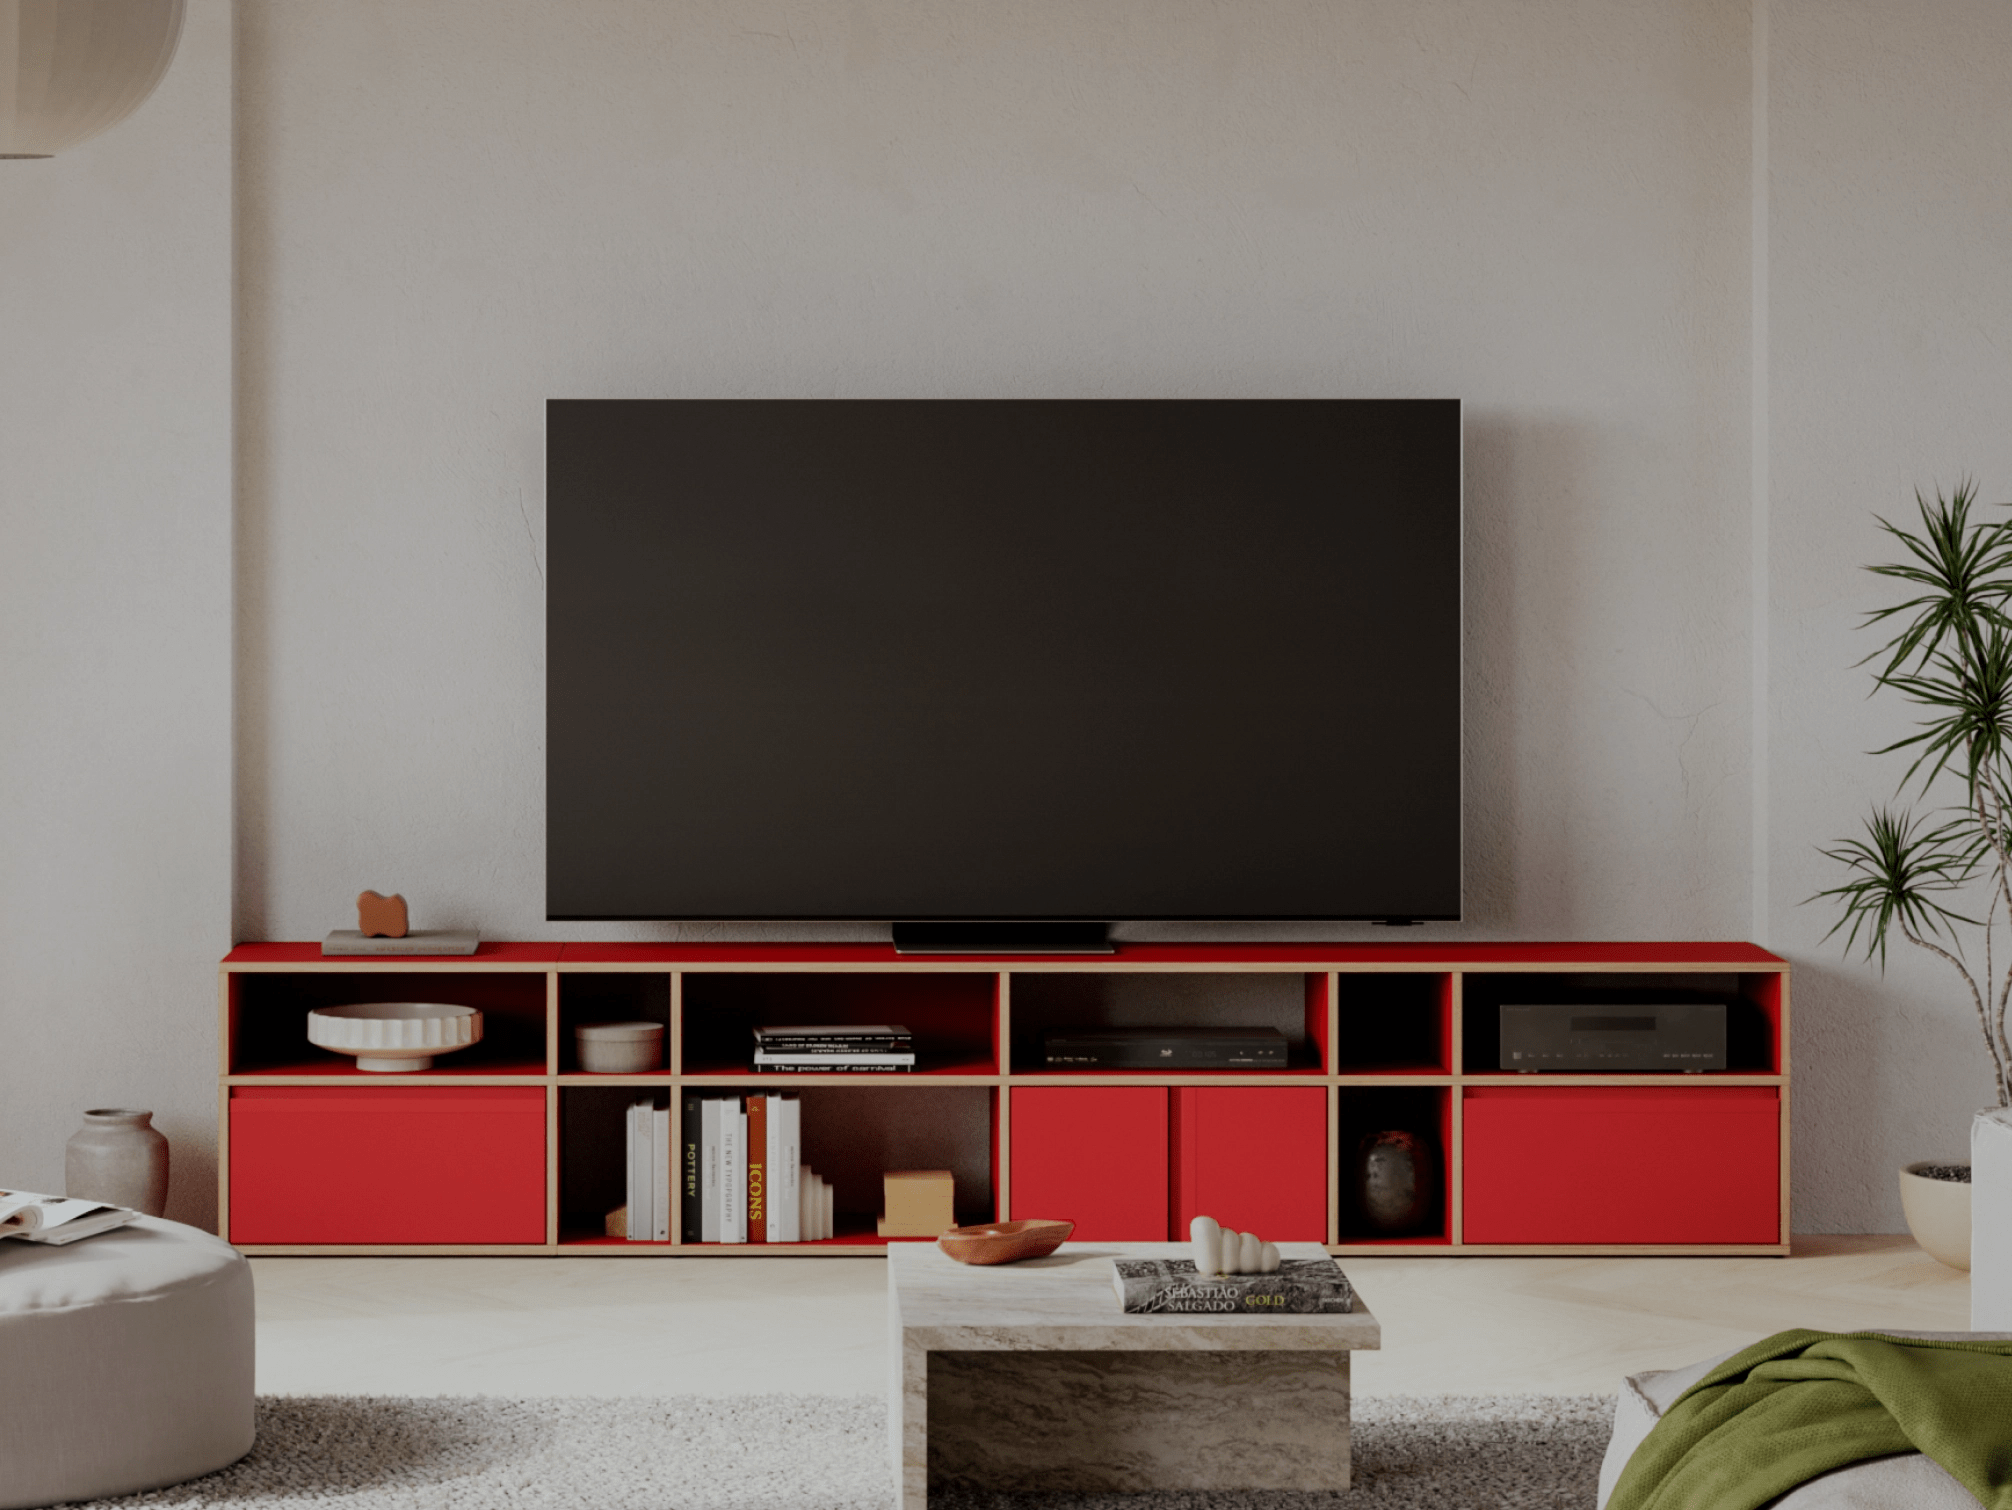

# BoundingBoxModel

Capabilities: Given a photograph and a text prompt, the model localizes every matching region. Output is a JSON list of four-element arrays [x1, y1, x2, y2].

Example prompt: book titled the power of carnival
[[1111, 1256, 1355, 1315]]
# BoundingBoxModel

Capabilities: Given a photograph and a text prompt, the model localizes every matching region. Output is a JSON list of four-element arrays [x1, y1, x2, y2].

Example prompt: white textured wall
[[1769, 0, 2012, 1229], [234, 0, 1756, 948], [14, 2, 2012, 1235], [0, 1, 231, 1225]]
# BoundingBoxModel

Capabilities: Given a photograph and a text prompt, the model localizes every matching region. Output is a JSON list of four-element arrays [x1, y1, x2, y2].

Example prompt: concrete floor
[[250, 1234, 1969, 1398]]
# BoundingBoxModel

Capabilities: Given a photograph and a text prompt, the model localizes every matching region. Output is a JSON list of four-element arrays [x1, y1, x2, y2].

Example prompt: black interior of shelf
[[1460, 973, 1772, 1074], [559, 973, 670, 1073], [231, 972, 548, 1073], [560, 1084, 665, 1236], [1335, 1086, 1448, 1241], [564, 1083, 995, 1241], [1008, 972, 1318, 1072], [681, 973, 995, 1073], [1333, 974, 1447, 1071]]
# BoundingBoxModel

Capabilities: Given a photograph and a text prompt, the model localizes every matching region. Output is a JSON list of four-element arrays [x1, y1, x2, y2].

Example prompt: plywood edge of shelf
[[236, 1244, 554, 1256], [1007, 1072, 1331, 1086], [679, 1073, 1000, 1086], [219, 961, 554, 974], [1456, 1074, 1786, 1087], [224, 1074, 552, 1086], [237, 1240, 1792, 1259], [1406, 1243, 1793, 1257], [555, 1243, 898, 1255]]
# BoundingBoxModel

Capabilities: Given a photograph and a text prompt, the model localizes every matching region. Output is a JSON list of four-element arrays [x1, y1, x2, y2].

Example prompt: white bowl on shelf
[[575, 1021, 664, 1073], [306, 1002, 483, 1072]]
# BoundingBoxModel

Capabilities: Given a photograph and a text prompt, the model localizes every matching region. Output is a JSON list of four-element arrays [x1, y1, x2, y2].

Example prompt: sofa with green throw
[[1598, 1330, 2012, 1510]]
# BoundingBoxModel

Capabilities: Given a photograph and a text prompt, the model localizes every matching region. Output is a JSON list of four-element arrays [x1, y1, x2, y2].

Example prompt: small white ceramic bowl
[[575, 1021, 665, 1073], [306, 1001, 483, 1072]]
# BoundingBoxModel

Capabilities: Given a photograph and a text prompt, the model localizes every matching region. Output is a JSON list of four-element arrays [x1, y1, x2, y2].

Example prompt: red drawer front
[[1172, 1087, 1327, 1242], [230, 1087, 546, 1244], [1463, 1086, 1779, 1245], [1011, 1087, 1167, 1239]]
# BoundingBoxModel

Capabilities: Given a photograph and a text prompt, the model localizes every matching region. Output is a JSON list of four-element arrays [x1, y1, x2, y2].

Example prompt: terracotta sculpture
[[355, 890, 409, 939]]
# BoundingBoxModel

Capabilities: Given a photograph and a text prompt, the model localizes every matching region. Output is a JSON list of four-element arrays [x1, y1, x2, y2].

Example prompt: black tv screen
[[547, 399, 1461, 925]]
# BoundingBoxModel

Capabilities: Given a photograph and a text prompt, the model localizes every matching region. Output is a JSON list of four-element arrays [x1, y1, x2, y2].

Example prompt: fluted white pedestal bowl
[[306, 1002, 483, 1072]]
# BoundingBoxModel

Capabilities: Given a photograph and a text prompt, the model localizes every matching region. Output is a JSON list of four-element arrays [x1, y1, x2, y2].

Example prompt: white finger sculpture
[[1188, 1216, 1279, 1274], [1190, 1215, 1222, 1276]]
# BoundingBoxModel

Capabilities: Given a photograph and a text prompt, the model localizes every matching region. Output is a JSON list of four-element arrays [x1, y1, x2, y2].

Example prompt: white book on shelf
[[624, 1100, 641, 1242], [721, 1104, 745, 1244], [634, 1098, 656, 1242], [774, 1098, 800, 1241], [763, 1094, 779, 1241], [653, 1102, 671, 1242], [700, 1098, 721, 1243], [799, 1164, 814, 1244], [820, 1176, 834, 1240]]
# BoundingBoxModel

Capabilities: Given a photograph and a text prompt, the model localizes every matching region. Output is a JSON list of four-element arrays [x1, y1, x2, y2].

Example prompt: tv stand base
[[892, 921, 1114, 955]]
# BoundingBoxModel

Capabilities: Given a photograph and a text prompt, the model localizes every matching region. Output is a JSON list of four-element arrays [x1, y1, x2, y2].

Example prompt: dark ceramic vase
[[1356, 1128, 1440, 1234]]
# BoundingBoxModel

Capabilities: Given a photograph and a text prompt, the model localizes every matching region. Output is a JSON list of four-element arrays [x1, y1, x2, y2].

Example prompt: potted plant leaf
[[1815, 480, 2012, 1270]]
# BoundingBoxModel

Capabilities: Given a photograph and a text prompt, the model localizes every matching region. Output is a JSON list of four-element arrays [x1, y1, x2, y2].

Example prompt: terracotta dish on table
[[937, 1219, 1073, 1265]]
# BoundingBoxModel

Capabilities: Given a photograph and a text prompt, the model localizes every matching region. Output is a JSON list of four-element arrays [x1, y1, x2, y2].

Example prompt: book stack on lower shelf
[[753, 1023, 914, 1072], [679, 1093, 834, 1243]]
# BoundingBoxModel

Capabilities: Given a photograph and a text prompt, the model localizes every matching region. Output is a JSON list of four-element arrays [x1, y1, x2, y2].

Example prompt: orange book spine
[[746, 1094, 768, 1242]]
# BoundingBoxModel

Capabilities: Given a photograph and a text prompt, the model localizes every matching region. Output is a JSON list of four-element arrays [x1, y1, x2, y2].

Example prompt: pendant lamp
[[1, 0, 185, 159]]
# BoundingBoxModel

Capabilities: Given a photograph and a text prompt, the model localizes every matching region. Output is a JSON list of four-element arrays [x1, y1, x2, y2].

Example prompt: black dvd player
[[1043, 1027, 1290, 1069], [1499, 1002, 1726, 1072]]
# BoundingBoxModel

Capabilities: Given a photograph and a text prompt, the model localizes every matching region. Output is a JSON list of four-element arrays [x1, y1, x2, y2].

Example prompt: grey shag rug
[[76, 1393, 1614, 1507]]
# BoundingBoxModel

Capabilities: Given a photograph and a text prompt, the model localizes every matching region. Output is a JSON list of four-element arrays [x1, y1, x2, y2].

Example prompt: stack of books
[[1111, 1255, 1356, 1314], [680, 1093, 835, 1242], [752, 1023, 915, 1072], [622, 1097, 671, 1242]]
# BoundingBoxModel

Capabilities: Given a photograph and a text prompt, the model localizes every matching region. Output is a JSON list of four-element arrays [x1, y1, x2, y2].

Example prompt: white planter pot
[[1899, 1161, 1972, 1271]]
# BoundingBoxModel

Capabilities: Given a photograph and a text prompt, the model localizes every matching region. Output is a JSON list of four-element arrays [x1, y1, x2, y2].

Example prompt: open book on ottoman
[[0, 1191, 137, 1246]]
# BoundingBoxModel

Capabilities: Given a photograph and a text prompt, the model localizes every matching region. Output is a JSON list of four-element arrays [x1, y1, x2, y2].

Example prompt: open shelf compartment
[[1459, 971, 1781, 1076], [226, 971, 549, 1077], [679, 972, 999, 1077], [1334, 1085, 1452, 1245], [558, 1082, 996, 1247], [1333, 971, 1452, 1074], [558, 971, 670, 1075], [1007, 971, 1328, 1075]]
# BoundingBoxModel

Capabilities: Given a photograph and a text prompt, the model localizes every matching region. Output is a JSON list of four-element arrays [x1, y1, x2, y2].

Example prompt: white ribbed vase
[[0, 1, 186, 159], [307, 1002, 483, 1072]]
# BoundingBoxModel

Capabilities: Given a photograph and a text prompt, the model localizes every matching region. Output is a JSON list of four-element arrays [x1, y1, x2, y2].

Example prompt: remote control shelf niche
[[217, 942, 1789, 1255]]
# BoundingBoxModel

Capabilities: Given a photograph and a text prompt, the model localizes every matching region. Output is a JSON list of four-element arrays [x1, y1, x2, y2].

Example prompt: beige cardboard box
[[878, 1169, 956, 1236]]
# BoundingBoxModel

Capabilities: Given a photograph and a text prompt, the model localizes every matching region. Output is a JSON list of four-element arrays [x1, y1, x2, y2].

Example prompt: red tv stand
[[217, 940, 1789, 1255]]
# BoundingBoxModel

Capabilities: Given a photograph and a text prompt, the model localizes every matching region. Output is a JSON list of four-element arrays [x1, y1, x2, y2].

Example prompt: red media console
[[218, 941, 1789, 1255]]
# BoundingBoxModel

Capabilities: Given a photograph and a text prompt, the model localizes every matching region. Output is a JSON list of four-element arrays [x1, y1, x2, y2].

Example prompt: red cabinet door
[[230, 1087, 546, 1244], [1172, 1086, 1327, 1242], [1463, 1087, 1779, 1245], [1010, 1086, 1167, 1239]]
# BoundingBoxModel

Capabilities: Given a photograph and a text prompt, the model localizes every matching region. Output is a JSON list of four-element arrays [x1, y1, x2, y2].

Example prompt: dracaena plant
[[1815, 480, 2012, 1108]]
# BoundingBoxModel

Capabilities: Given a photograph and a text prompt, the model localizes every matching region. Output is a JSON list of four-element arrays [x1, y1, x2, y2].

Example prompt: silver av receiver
[[1499, 1002, 1726, 1072]]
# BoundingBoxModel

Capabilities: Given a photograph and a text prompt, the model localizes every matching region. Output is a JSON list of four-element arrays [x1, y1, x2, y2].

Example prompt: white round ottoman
[[0, 1216, 254, 1509]]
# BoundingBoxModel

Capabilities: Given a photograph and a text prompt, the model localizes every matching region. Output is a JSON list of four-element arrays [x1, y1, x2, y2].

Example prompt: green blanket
[[1607, 1330, 2012, 1510]]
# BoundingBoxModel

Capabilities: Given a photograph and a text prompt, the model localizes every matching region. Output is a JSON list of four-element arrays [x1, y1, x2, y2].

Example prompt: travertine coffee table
[[887, 1241, 1379, 1507]]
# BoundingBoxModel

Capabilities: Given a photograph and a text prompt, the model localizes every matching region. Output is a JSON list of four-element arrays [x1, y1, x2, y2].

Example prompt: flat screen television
[[547, 398, 1461, 949]]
